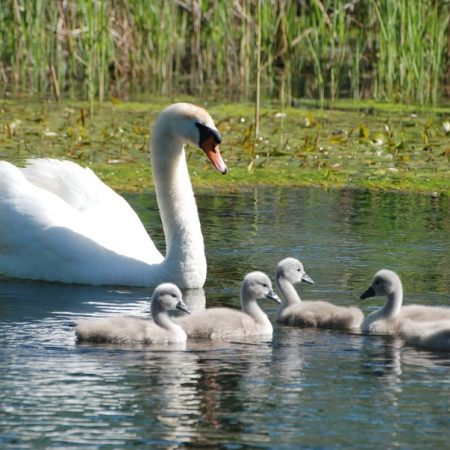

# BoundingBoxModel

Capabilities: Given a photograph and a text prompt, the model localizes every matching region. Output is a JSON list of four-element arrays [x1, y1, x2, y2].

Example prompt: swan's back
[[400, 319, 450, 351], [362, 305, 450, 335], [22, 159, 118, 211], [76, 316, 173, 344], [278, 301, 363, 330], [0, 159, 162, 283], [360, 305, 450, 335], [360, 314, 401, 335], [177, 307, 264, 340], [23, 159, 161, 261], [398, 305, 450, 322]]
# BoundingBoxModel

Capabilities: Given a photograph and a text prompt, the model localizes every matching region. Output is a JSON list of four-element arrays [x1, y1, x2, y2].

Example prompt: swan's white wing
[[24, 159, 162, 262], [0, 160, 163, 276]]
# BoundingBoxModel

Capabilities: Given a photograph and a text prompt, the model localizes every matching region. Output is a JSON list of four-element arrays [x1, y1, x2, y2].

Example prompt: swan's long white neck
[[277, 276, 302, 307], [151, 128, 206, 287]]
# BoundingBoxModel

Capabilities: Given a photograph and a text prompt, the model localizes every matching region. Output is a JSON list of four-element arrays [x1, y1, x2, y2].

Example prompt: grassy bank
[[0, 1, 448, 106], [0, 98, 448, 195]]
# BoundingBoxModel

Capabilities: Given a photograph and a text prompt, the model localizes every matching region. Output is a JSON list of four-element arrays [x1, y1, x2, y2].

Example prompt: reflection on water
[[1, 187, 450, 449]]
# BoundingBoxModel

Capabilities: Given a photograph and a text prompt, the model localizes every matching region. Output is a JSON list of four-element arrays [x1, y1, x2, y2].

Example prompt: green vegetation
[[0, 1, 448, 106], [0, 98, 448, 195], [1, 0, 448, 194]]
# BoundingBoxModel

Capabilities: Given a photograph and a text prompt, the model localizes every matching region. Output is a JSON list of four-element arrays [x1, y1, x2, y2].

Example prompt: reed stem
[[0, 0, 447, 105]]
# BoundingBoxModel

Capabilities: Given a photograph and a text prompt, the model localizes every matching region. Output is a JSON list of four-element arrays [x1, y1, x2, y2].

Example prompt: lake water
[[1, 187, 449, 449]]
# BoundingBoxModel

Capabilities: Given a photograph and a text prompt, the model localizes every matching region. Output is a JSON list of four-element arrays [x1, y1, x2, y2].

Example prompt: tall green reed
[[0, 0, 447, 106], [372, 0, 448, 104]]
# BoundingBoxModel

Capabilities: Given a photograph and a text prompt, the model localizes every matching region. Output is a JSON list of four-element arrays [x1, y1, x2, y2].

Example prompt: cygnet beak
[[176, 300, 191, 314], [360, 286, 375, 300], [266, 290, 281, 304], [302, 272, 315, 285]]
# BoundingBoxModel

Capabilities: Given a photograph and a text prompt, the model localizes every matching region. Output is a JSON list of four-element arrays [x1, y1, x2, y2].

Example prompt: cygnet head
[[151, 283, 191, 315], [153, 102, 227, 174], [360, 269, 402, 300], [241, 271, 280, 305], [276, 257, 315, 285]]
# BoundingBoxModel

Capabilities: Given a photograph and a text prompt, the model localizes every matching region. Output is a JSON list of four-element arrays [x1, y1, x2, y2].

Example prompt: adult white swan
[[360, 269, 450, 335], [0, 103, 227, 287]]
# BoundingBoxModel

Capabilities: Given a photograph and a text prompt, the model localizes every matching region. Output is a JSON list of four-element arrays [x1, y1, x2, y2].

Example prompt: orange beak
[[200, 135, 228, 174]]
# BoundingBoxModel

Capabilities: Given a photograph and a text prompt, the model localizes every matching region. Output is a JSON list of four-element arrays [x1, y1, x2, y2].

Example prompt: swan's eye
[[195, 122, 222, 145]]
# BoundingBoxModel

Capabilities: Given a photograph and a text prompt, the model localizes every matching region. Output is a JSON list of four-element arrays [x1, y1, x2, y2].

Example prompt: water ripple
[[1, 188, 450, 448]]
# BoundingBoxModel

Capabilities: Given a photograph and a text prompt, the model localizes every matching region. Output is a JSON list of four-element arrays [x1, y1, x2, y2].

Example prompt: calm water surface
[[1, 187, 450, 449]]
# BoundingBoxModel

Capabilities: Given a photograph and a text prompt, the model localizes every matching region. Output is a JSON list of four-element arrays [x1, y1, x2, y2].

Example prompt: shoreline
[[1, 98, 449, 196]]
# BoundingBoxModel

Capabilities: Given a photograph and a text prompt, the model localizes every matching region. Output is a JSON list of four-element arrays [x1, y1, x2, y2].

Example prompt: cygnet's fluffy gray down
[[360, 269, 450, 335], [75, 283, 190, 344], [399, 319, 450, 352], [175, 271, 280, 340], [276, 257, 363, 331]]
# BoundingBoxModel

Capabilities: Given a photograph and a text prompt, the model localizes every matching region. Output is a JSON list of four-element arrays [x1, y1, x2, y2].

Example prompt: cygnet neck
[[380, 286, 403, 320], [277, 276, 302, 307], [151, 300, 180, 332], [241, 293, 272, 328]]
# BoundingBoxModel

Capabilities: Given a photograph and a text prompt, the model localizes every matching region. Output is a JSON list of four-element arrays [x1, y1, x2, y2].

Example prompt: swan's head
[[276, 257, 315, 285], [360, 269, 402, 299], [151, 283, 191, 315], [241, 271, 281, 304], [155, 103, 228, 174]]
